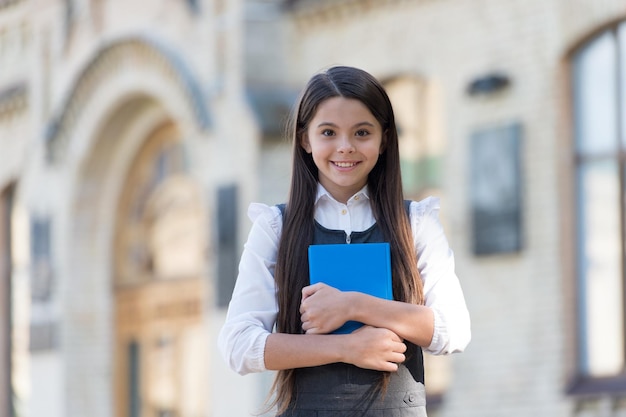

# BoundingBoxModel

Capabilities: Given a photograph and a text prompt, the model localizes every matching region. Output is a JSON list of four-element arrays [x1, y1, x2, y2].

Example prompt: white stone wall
[[1, 0, 261, 416]]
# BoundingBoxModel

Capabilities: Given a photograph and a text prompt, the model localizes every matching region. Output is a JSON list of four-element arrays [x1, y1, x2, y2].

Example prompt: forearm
[[264, 333, 346, 370], [264, 327, 407, 373], [349, 293, 434, 347]]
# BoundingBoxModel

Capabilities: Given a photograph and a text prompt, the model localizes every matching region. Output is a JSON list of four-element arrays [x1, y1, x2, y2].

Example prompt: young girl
[[218, 66, 471, 416]]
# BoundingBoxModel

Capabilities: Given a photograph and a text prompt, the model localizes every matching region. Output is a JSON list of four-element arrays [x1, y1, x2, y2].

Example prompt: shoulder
[[408, 196, 440, 224], [407, 197, 443, 240], [247, 203, 284, 237]]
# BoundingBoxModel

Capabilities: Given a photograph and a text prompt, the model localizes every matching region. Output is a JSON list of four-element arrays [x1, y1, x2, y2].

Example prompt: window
[[128, 341, 140, 417], [385, 76, 444, 199], [571, 23, 626, 388], [30, 218, 53, 301]]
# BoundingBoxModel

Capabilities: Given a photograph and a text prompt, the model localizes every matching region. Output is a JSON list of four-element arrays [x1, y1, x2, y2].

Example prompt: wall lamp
[[466, 73, 511, 96]]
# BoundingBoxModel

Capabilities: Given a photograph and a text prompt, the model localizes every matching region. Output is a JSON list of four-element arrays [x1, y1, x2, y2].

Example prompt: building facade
[[0, 1, 265, 416], [0, 0, 625, 416]]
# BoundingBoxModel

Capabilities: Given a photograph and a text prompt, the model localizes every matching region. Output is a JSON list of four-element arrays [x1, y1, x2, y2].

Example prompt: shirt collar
[[314, 183, 370, 205]]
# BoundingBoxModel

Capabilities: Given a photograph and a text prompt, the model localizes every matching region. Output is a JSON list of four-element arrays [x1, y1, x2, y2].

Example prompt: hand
[[344, 326, 407, 372], [300, 282, 349, 334]]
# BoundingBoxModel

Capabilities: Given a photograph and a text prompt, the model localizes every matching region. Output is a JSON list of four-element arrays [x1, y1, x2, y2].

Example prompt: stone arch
[[62, 91, 212, 417], [45, 35, 212, 164], [58, 65, 213, 416]]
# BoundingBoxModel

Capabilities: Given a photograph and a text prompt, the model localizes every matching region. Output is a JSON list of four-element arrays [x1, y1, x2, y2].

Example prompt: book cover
[[307, 242, 393, 334]]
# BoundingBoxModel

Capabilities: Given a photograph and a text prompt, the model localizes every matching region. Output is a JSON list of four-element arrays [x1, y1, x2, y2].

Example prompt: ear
[[301, 133, 312, 153]]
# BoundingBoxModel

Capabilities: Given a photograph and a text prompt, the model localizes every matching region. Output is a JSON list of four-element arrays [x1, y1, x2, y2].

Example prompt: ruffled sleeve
[[217, 203, 283, 374], [410, 197, 471, 355]]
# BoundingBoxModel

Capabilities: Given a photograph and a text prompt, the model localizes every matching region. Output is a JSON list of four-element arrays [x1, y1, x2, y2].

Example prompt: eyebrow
[[316, 121, 376, 128]]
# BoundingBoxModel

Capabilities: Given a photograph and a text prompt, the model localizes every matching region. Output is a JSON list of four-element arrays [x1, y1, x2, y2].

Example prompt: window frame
[[0, 184, 14, 417], [568, 21, 626, 396]]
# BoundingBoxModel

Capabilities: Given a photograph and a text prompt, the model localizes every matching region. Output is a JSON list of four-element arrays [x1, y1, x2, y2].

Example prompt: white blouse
[[218, 184, 471, 375]]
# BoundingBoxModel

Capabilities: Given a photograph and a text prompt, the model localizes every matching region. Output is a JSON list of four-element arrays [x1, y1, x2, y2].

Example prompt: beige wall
[[2, 0, 626, 416], [254, 1, 626, 416], [0, 0, 263, 416]]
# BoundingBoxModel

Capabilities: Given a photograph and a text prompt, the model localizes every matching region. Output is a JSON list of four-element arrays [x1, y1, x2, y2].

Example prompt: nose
[[337, 135, 355, 153]]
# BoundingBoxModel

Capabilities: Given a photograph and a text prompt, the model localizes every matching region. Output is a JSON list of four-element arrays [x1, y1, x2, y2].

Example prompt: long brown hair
[[270, 66, 424, 413]]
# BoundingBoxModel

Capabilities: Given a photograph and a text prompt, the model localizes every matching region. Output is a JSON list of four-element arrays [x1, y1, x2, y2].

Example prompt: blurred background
[[0, 0, 625, 416]]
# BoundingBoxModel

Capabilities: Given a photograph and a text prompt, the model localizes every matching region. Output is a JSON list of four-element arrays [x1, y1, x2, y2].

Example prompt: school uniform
[[276, 200, 425, 416], [218, 184, 471, 416]]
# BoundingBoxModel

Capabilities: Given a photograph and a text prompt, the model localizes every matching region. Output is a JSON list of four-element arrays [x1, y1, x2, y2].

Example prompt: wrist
[[334, 334, 352, 364], [346, 291, 363, 323]]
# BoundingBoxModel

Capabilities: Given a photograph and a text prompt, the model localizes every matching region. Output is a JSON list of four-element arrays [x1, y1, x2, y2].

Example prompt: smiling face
[[301, 96, 384, 203]]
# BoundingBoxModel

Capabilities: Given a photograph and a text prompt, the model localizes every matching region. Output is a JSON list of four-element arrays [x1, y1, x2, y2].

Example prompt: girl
[[218, 66, 471, 416]]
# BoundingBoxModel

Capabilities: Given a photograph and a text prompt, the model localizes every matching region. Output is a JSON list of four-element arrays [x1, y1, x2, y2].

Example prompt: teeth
[[335, 162, 356, 168]]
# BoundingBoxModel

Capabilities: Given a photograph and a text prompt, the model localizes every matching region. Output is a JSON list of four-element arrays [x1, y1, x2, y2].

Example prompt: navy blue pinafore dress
[[276, 203, 427, 417]]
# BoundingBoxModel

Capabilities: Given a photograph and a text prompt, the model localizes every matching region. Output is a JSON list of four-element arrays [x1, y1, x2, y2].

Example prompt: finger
[[380, 361, 399, 373], [305, 326, 320, 334], [390, 352, 406, 364], [390, 332, 404, 343], [299, 293, 314, 313], [302, 282, 326, 300], [301, 284, 321, 300], [393, 341, 407, 353], [300, 311, 309, 322], [301, 287, 312, 301]]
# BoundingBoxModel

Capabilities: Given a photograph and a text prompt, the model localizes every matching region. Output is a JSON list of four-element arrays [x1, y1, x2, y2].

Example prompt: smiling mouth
[[333, 161, 359, 168]]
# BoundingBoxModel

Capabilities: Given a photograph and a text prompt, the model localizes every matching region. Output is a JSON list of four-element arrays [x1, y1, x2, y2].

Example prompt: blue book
[[307, 242, 393, 334]]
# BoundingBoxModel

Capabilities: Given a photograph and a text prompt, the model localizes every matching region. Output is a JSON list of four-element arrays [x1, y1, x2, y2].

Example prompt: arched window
[[571, 22, 626, 391], [385, 76, 444, 200]]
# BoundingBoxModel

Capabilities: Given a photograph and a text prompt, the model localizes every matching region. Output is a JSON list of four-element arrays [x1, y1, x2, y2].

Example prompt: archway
[[55, 37, 213, 417], [113, 122, 208, 417]]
